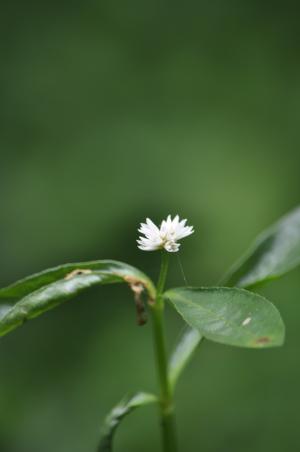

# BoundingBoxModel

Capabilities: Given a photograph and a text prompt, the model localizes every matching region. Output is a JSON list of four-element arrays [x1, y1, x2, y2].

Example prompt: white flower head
[[137, 215, 194, 253]]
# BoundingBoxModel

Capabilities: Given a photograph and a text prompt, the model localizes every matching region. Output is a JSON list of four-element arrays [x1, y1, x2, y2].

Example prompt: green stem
[[151, 252, 178, 452], [156, 252, 169, 299]]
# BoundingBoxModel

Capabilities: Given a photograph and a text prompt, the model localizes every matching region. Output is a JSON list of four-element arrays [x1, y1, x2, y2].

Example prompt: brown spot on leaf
[[64, 269, 92, 280], [124, 275, 141, 286], [256, 336, 270, 344]]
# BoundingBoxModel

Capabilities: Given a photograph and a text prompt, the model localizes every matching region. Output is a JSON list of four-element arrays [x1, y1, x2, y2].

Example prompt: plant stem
[[151, 252, 178, 452], [156, 252, 169, 299]]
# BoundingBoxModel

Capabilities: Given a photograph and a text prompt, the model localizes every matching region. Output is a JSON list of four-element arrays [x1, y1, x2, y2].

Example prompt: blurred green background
[[1, 2, 300, 451]]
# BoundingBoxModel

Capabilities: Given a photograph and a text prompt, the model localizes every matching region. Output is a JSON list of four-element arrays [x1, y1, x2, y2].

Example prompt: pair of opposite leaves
[[1, 206, 300, 348], [1, 207, 300, 452]]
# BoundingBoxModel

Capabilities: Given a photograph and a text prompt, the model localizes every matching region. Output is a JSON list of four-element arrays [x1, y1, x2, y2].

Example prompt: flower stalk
[[150, 252, 178, 452]]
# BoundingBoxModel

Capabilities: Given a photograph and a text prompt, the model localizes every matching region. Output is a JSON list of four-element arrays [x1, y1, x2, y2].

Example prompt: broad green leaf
[[165, 287, 285, 348], [0, 260, 155, 299], [168, 328, 202, 392], [222, 206, 300, 288], [0, 260, 155, 338], [98, 392, 157, 452]]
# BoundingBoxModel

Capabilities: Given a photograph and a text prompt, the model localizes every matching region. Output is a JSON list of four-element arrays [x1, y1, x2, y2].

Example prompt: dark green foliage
[[165, 287, 285, 348], [0, 261, 155, 337], [223, 206, 300, 289]]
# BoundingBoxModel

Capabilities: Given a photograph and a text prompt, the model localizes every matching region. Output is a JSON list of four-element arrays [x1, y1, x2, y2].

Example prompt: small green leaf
[[222, 206, 300, 288], [98, 392, 157, 452], [0, 260, 155, 338], [165, 287, 285, 348], [168, 328, 202, 392]]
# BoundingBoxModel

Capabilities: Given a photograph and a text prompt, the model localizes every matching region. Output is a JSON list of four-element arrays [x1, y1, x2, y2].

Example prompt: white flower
[[137, 215, 194, 252]]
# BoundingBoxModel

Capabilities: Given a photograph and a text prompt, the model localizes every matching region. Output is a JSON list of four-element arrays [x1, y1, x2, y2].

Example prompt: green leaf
[[222, 206, 300, 288], [0, 260, 155, 338], [0, 260, 155, 299], [165, 287, 285, 348], [168, 328, 202, 392], [98, 392, 157, 452]]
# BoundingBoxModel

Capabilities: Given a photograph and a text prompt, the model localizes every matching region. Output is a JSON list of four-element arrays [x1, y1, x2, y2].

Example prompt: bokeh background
[[1, 2, 300, 451]]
